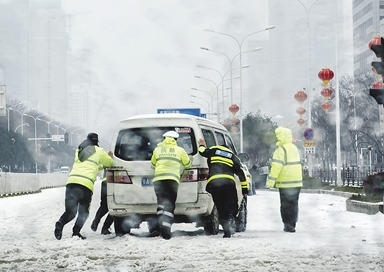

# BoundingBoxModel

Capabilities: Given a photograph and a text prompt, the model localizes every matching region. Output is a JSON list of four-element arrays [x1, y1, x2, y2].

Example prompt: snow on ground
[[1, 182, 384, 272]]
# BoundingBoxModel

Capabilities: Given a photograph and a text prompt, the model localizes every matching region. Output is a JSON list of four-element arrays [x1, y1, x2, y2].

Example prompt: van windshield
[[115, 127, 196, 161]]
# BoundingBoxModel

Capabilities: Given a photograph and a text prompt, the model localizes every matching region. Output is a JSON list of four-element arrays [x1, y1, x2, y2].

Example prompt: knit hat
[[87, 132, 99, 142]]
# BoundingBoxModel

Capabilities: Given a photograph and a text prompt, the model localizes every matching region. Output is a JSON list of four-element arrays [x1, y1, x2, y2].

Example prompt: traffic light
[[64, 132, 69, 144], [369, 82, 384, 104], [369, 36, 384, 103]]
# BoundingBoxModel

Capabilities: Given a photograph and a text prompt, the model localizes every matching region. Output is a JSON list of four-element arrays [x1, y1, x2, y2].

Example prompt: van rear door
[[110, 126, 199, 205]]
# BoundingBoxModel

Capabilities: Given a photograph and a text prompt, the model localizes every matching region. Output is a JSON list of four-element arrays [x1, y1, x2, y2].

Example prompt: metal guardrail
[[304, 166, 382, 187]]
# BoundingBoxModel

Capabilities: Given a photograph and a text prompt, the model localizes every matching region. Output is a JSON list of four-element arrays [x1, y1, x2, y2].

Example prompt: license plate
[[141, 177, 153, 187]]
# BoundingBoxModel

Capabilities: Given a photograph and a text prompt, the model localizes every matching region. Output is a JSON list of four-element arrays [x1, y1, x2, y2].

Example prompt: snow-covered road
[[1, 184, 384, 271]]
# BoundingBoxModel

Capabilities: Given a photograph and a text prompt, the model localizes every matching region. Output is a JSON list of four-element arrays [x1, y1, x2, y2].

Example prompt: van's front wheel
[[203, 205, 219, 235]]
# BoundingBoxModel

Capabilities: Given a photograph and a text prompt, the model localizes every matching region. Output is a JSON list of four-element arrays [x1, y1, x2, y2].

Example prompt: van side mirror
[[238, 153, 249, 163]]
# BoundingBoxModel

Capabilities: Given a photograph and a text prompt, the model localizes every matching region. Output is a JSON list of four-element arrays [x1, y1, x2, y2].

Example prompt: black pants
[[278, 187, 301, 228], [207, 178, 238, 225], [58, 183, 93, 234], [93, 181, 114, 230], [153, 180, 179, 235]]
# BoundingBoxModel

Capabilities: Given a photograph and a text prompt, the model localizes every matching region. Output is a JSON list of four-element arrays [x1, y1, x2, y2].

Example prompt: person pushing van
[[150, 131, 192, 240], [54, 133, 114, 240], [198, 138, 248, 238]]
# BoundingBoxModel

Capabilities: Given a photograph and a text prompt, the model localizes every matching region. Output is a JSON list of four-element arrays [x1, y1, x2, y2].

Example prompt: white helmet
[[163, 131, 179, 139]]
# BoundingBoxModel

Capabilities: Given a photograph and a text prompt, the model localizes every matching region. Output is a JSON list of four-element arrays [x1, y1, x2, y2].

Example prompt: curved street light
[[194, 75, 220, 122], [196, 64, 250, 118], [200, 47, 261, 105], [190, 95, 210, 114], [189, 100, 208, 114], [36, 117, 52, 134], [9, 106, 25, 135], [7, 101, 25, 132], [15, 123, 29, 133], [204, 26, 275, 152]]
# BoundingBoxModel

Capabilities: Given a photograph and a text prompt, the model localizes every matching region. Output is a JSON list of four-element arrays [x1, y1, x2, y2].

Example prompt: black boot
[[222, 220, 231, 238], [160, 225, 172, 240], [91, 219, 99, 232], [54, 221, 63, 240], [101, 228, 111, 235], [72, 232, 87, 239], [283, 224, 296, 233]]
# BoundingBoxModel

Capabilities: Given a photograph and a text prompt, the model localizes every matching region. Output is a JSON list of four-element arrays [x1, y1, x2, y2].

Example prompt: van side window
[[215, 131, 226, 146], [224, 134, 237, 154], [202, 129, 216, 147]]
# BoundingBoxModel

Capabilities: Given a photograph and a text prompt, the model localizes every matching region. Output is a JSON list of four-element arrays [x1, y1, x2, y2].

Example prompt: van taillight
[[106, 168, 132, 184], [181, 168, 209, 182]]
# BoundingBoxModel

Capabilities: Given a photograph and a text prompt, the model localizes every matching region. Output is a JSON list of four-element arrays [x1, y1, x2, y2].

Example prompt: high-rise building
[[0, 1, 30, 99], [0, 0, 68, 121], [353, 0, 384, 75]]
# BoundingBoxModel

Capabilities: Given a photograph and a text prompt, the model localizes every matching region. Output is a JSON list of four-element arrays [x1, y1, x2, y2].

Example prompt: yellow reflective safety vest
[[67, 145, 114, 192], [267, 127, 303, 188], [151, 137, 192, 183]]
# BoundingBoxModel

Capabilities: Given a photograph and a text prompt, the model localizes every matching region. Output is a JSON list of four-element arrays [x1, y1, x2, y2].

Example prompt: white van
[[107, 113, 249, 236]]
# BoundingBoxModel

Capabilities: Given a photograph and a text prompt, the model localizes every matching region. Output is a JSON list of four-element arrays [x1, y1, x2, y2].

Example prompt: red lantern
[[297, 118, 305, 126], [320, 88, 333, 100], [229, 104, 239, 115], [318, 68, 334, 86], [321, 101, 332, 112], [296, 107, 306, 117], [294, 90, 307, 105], [230, 117, 239, 125]]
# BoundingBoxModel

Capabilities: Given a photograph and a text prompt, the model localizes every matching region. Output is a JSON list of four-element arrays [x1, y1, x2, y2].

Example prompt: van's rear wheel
[[203, 206, 219, 235], [235, 197, 247, 232]]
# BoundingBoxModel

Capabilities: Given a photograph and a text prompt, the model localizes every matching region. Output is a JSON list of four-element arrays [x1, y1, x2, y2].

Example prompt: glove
[[266, 179, 275, 188], [380, 182, 384, 190], [242, 188, 248, 196]]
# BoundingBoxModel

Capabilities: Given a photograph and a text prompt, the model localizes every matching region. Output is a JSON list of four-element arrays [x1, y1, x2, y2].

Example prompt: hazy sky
[[61, 0, 269, 132], [60, 0, 354, 137]]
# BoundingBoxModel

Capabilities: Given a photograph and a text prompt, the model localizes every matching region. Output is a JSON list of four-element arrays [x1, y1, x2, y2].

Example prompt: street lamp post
[[350, 89, 364, 166], [296, 0, 321, 128], [7, 101, 25, 132], [204, 26, 274, 152], [194, 75, 220, 122], [53, 123, 64, 145], [24, 113, 46, 174], [36, 118, 52, 134]]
